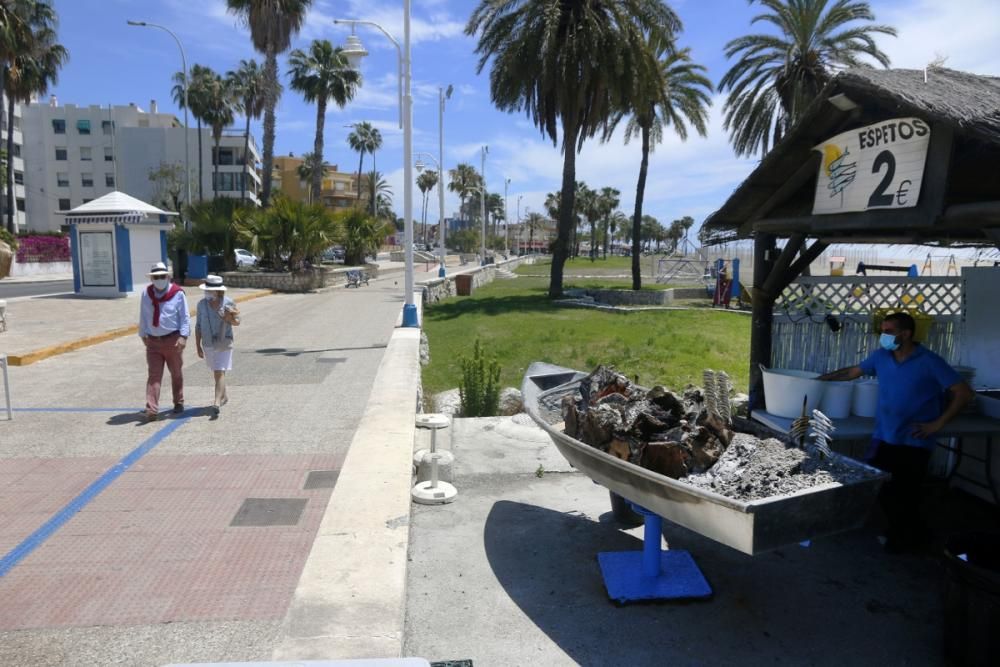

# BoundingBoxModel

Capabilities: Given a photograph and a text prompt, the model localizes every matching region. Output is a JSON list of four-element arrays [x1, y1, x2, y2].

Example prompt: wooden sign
[[812, 117, 930, 215]]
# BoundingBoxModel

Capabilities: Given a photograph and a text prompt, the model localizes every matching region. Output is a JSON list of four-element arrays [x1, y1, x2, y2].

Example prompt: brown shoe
[[145, 411, 159, 423]]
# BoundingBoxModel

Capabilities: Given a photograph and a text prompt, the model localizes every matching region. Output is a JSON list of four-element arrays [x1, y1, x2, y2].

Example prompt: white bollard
[[1, 353, 11, 421]]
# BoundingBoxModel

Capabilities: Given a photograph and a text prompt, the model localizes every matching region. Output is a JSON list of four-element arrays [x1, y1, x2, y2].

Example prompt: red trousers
[[145, 333, 184, 414]]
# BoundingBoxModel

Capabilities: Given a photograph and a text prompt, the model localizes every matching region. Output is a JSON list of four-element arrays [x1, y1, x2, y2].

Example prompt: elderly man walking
[[138, 262, 190, 421]]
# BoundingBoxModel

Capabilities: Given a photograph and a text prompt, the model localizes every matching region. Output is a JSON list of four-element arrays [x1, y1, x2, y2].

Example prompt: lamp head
[[126, 20, 146, 26], [415, 159, 426, 172], [339, 26, 368, 70], [445, 84, 453, 100]]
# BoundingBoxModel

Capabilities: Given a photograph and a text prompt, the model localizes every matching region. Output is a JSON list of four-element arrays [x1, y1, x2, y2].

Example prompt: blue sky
[[49, 0, 1000, 236]]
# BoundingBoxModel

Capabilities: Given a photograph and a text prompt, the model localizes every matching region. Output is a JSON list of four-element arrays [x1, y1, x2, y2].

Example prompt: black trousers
[[868, 441, 932, 547]]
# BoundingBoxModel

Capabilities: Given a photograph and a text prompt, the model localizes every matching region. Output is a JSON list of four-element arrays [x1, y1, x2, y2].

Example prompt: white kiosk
[[63, 192, 177, 298]]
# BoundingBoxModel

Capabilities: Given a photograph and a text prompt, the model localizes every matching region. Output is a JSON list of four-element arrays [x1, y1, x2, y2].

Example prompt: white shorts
[[203, 346, 233, 372]]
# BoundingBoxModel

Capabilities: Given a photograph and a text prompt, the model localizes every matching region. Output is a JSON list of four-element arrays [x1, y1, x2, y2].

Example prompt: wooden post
[[749, 232, 777, 412]]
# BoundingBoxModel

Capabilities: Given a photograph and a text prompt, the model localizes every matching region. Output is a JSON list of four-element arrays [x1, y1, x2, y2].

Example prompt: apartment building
[[0, 93, 28, 231], [272, 153, 364, 211], [21, 98, 261, 232]]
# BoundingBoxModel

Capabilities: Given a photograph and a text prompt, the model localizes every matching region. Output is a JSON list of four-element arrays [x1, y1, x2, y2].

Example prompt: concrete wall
[[421, 255, 537, 304], [9, 259, 72, 276], [222, 264, 379, 292]]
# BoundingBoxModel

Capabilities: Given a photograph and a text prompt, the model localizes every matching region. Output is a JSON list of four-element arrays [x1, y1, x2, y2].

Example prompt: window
[[104, 146, 113, 162], [56, 172, 69, 187], [101, 120, 113, 135], [335, 181, 346, 192], [55, 147, 67, 161], [14, 171, 23, 185], [77, 119, 91, 134], [80, 146, 92, 161], [12, 143, 20, 157], [81, 173, 94, 187], [105, 173, 115, 187], [83, 198, 93, 204], [138, 118, 149, 128], [215, 147, 235, 166], [16, 198, 24, 211], [52, 119, 66, 134], [58, 198, 71, 211]]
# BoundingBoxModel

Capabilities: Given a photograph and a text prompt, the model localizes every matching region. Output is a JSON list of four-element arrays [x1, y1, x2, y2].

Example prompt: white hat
[[148, 262, 170, 277], [198, 274, 227, 292]]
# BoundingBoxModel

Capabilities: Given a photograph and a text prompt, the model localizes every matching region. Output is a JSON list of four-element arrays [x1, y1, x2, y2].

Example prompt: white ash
[[683, 433, 875, 501]]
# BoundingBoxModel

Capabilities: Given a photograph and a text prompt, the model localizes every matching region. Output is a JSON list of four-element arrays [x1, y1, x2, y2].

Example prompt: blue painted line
[[13, 407, 143, 413], [0, 417, 190, 578]]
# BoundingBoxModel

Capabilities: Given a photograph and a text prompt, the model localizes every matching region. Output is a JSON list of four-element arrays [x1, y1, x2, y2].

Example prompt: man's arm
[[913, 381, 975, 438], [138, 293, 151, 340], [818, 366, 863, 382], [178, 292, 191, 338]]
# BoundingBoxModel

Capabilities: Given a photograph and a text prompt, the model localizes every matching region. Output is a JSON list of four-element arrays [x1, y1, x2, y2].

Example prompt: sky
[[47, 0, 1000, 239]]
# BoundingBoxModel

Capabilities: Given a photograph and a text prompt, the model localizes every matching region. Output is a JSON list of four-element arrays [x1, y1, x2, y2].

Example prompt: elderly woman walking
[[195, 275, 240, 416]]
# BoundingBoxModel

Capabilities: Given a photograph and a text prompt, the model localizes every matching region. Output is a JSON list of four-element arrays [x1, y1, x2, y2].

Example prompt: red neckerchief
[[147, 283, 183, 327]]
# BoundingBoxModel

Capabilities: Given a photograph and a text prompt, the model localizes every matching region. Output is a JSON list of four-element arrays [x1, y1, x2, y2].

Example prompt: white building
[[0, 93, 27, 232], [21, 98, 261, 232]]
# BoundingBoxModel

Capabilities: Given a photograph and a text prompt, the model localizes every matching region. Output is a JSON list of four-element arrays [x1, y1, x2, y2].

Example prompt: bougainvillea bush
[[16, 234, 70, 263]]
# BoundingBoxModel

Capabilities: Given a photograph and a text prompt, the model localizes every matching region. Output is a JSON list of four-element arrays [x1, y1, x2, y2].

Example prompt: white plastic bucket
[[852, 379, 879, 417], [819, 381, 854, 419], [760, 366, 828, 418]]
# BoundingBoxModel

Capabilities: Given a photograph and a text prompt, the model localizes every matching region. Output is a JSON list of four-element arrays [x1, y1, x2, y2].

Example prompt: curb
[[5, 290, 275, 366]]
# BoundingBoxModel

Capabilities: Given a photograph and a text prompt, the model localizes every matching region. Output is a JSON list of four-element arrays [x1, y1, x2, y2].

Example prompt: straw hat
[[198, 274, 227, 292], [148, 262, 170, 277]]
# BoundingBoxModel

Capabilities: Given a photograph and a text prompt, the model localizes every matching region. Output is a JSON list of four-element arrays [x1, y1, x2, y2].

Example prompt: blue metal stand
[[597, 504, 712, 603], [438, 263, 446, 278], [402, 303, 420, 328]]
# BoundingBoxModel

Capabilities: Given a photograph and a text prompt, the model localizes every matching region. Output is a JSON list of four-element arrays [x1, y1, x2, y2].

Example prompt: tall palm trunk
[[602, 217, 609, 259], [550, 118, 579, 299], [0, 69, 7, 233], [260, 45, 279, 207], [241, 107, 251, 203], [311, 97, 326, 205], [213, 135, 221, 198], [355, 150, 365, 202], [6, 92, 15, 233], [631, 125, 651, 290], [370, 152, 377, 217], [196, 118, 204, 201]]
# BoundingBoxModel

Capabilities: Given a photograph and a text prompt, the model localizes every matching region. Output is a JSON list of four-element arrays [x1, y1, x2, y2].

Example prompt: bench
[[346, 270, 370, 288]]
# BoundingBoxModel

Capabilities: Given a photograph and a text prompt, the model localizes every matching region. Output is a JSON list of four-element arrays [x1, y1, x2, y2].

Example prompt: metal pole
[[438, 87, 446, 277], [480, 146, 487, 265], [401, 0, 417, 327], [516, 195, 522, 255], [504, 178, 510, 257], [127, 21, 191, 224]]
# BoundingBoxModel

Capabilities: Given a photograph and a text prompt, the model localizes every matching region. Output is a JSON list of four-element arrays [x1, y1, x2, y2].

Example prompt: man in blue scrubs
[[820, 312, 973, 553]]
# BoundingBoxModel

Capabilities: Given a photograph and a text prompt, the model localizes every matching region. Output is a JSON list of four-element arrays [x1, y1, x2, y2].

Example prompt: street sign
[[812, 117, 930, 215]]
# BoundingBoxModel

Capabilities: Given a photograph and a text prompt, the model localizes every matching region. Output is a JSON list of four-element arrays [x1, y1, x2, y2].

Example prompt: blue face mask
[[879, 332, 899, 351]]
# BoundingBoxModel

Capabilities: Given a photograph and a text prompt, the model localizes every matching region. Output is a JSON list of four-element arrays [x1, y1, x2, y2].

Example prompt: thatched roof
[[702, 67, 1000, 245]]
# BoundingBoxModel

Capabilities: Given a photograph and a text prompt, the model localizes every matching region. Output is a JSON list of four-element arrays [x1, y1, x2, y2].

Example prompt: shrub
[[15, 234, 69, 263], [338, 207, 388, 266], [0, 228, 17, 250], [459, 339, 502, 417]]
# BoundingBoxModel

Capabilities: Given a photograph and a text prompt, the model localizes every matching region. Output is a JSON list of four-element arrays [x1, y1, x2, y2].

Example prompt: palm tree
[[288, 39, 360, 204], [611, 45, 711, 288], [597, 187, 620, 259], [525, 212, 546, 254], [467, 0, 680, 297], [610, 210, 628, 255], [575, 183, 598, 261], [2, 0, 65, 233], [365, 170, 392, 219], [448, 163, 481, 225], [173, 64, 215, 201], [347, 121, 383, 212], [719, 0, 896, 157], [416, 169, 438, 245], [201, 72, 237, 199], [226, 0, 313, 207], [296, 151, 326, 203], [227, 59, 266, 203]]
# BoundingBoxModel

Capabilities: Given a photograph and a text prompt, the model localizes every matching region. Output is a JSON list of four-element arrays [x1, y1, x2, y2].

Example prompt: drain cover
[[432, 662, 473, 667], [230, 498, 307, 526], [304, 470, 339, 489]]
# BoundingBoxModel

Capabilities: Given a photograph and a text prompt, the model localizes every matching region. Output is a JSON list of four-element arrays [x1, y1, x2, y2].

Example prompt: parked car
[[322, 246, 345, 262], [234, 248, 258, 267]]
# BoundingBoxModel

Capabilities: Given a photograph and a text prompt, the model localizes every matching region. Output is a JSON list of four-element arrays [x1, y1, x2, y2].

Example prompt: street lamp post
[[437, 85, 452, 277], [127, 20, 191, 220], [503, 177, 510, 257], [414, 151, 445, 277], [516, 194, 523, 256], [334, 7, 419, 328], [480, 145, 488, 265]]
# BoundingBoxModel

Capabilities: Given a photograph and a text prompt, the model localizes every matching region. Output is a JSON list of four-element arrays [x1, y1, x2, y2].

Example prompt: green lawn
[[422, 274, 751, 398]]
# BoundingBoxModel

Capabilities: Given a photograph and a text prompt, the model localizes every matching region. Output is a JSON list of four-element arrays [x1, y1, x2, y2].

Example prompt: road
[[0, 283, 406, 665], [0, 279, 73, 299]]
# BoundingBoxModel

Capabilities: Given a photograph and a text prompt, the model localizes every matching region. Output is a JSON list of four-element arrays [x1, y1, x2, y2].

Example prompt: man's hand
[[176, 336, 187, 349], [141, 336, 149, 347], [196, 345, 204, 359], [912, 419, 943, 439]]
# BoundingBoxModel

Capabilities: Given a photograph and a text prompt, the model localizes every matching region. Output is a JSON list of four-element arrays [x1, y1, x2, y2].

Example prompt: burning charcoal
[[608, 435, 642, 464], [640, 441, 691, 479], [697, 411, 734, 447], [578, 403, 624, 450], [647, 385, 685, 420], [685, 427, 725, 474], [631, 410, 671, 440]]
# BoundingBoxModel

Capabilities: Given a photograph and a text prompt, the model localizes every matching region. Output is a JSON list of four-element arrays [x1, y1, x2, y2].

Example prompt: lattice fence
[[772, 276, 962, 373]]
